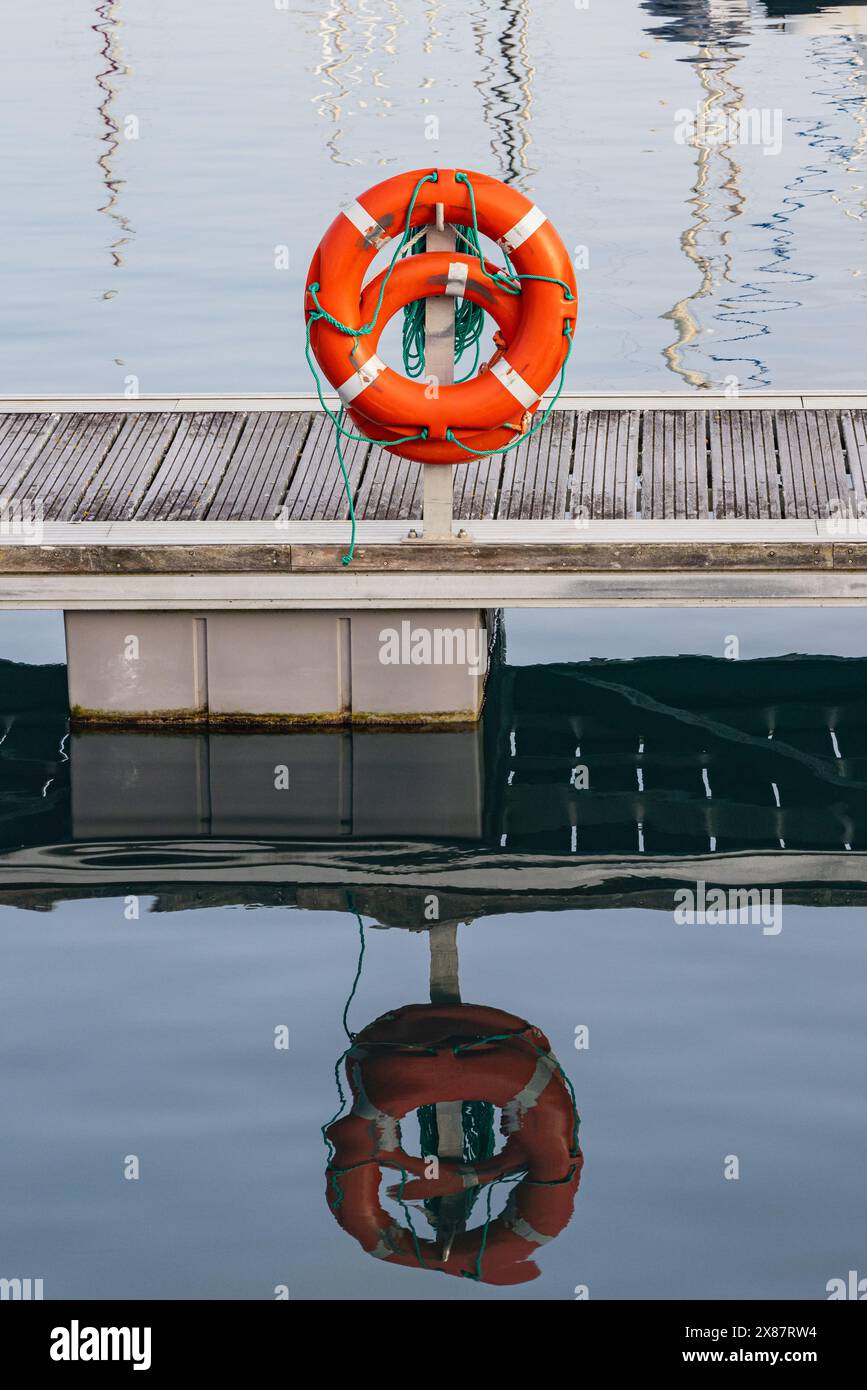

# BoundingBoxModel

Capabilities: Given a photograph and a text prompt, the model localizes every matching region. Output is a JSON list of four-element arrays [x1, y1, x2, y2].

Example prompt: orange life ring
[[325, 1003, 582, 1285], [305, 169, 577, 465]]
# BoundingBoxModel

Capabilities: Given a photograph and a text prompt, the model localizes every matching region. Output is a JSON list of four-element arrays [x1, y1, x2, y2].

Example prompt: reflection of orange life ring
[[325, 1004, 582, 1286], [305, 169, 578, 464]]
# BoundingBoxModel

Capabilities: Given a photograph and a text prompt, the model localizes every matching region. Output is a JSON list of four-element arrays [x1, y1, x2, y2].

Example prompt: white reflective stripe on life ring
[[499, 204, 547, 253], [337, 354, 387, 405], [341, 200, 391, 249], [501, 1190, 556, 1247], [490, 357, 538, 410], [445, 261, 469, 296]]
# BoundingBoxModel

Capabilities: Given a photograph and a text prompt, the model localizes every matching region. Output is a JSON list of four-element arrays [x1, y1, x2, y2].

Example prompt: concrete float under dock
[[2, 392, 867, 724]]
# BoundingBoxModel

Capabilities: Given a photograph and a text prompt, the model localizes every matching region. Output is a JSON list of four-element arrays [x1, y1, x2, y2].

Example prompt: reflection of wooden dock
[[1, 393, 867, 608], [4, 842, 867, 923], [5, 651, 867, 919]]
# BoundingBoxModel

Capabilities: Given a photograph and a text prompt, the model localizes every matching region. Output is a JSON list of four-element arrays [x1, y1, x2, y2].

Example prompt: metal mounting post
[[421, 211, 456, 540], [429, 919, 465, 1258]]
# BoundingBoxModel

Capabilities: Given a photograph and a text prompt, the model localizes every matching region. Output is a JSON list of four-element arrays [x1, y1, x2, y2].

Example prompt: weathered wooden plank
[[0, 406, 854, 530], [807, 408, 849, 521], [591, 412, 612, 519], [689, 410, 709, 518], [708, 410, 724, 518], [609, 410, 640, 520], [644, 410, 706, 519], [275, 413, 369, 522], [288, 541, 834, 573], [571, 411, 596, 520], [776, 409, 819, 518], [0, 412, 61, 496], [840, 409, 867, 511], [643, 411, 666, 518], [0, 541, 838, 574], [73, 413, 181, 521], [709, 411, 739, 518], [499, 413, 572, 520], [0, 545, 292, 573], [136, 412, 248, 521], [738, 413, 757, 519], [673, 412, 688, 518], [208, 411, 313, 520], [355, 443, 422, 521], [454, 455, 502, 520], [641, 412, 663, 520], [754, 410, 781, 519], [13, 413, 124, 519]]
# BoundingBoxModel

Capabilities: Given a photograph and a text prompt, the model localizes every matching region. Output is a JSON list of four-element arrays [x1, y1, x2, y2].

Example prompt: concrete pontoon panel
[[64, 611, 206, 720], [205, 611, 347, 721], [349, 609, 488, 722]]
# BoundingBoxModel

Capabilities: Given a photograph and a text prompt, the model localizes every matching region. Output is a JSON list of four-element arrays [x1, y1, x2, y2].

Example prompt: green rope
[[401, 226, 488, 382], [308, 171, 440, 338], [333, 408, 358, 566], [304, 167, 575, 564], [453, 170, 575, 302], [303, 316, 428, 566], [444, 319, 574, 460]]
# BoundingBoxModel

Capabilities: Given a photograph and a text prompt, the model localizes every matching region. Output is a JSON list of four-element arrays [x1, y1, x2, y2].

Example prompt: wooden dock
[[2, 392, 867, 608]]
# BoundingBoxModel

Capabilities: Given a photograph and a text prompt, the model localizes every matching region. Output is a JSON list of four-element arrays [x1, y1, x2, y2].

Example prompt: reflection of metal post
[[429, 921, 460, 1005], [422, 211, 455, 540], [428, 920, 464, 1258]]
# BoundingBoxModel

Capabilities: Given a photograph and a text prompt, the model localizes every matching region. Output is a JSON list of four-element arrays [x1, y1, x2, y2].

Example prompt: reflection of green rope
[[461, 1173, 515, 1281], [304, 168, 575, 566], [341, 907, 366, 1041], [418, 1099, 496, 1226], [451, 1025, 581, 1157], [460, 1158, 584, 1283], [321, 905, 367, 1187]]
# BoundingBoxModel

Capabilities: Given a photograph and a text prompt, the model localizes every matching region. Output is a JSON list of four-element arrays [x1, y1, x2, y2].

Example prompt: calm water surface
[[0, 1, 866, 393], [0, 608, 865, 1300], [1, 0, 866, 1304]]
